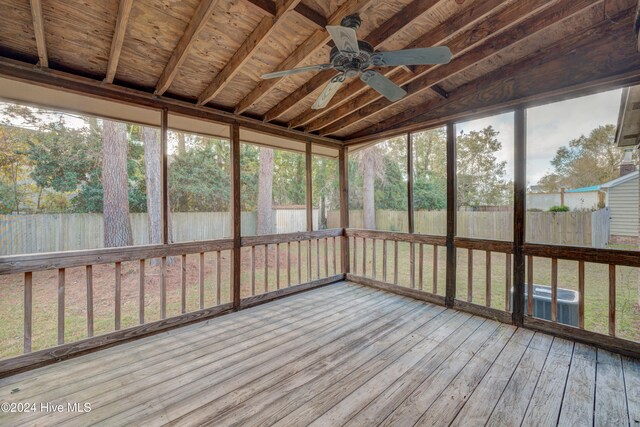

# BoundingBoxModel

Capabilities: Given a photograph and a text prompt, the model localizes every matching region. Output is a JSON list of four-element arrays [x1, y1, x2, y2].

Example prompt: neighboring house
[[600, 170, 639, 245]]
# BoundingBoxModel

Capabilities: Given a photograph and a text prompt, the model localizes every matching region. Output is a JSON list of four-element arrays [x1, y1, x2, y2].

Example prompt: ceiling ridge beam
[[288, 0, 509, 130], [154, 0, 221, 96], [263, 0, 445, 123], [105, 0, 134, 84], [346, 9, 639, 144], [197, 0, 302, 106], [29, 0, 48, 68], [232, 0, 375, 115], [317, 0, 587, 136]]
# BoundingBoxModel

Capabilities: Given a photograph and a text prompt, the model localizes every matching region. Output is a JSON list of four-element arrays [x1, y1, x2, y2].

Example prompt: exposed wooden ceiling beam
[[197, 0, 302, 106], [244, 0, 327, 28], [289, 0, 508, 130], [154, 0, 221, 96], [29, 0, 48, 68], [317, 0, 589, 136], [105, 0, 134, 84], [233, 0, 375, 115], [346, 5, 640, 144], [635, 0, 640, 51], [263, 0, 444, 123]]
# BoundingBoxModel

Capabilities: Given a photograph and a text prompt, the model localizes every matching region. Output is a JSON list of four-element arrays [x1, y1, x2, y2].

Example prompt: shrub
[[548, 205, 570, 212]]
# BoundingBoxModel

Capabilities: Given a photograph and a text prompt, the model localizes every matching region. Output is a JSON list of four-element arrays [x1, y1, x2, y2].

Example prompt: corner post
[[231, 123, 241, 310], [339, 146, 350, 274], [161, 107, 169, 245], [306, 142, 313, 232], [445, 122, 456, 307], [407, 133, 415, 234], [512, 107, 527, 325]]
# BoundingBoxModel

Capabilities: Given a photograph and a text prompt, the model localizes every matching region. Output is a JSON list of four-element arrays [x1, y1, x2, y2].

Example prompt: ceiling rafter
[[233, 0, 376, 115], [262, 0, 445, 122], [289, 0, 509, 131], [104, 0, 134, 84], [316, 0, 576, 136], [244, 0, 327, 28], [29, 0, 48, 67], [347, 5, 640, 143], [197, 0, 302, 106], [154, 0, 221, 96]]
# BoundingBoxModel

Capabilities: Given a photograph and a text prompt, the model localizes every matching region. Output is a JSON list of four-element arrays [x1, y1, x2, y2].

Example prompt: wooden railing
[[0, 229, 345, 376]]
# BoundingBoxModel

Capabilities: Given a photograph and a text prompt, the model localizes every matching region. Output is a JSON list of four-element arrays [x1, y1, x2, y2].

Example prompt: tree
[[413, 127, 447, 210], [256, 147, 274, 235], [142, 127, 162, 246], [102, 119, 133, 247], [456, 126, 511, 208], [539, 124, 629, 190]]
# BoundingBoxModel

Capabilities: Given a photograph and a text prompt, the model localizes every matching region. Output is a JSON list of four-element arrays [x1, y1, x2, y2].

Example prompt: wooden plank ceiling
[[0, 0, 639, 144]]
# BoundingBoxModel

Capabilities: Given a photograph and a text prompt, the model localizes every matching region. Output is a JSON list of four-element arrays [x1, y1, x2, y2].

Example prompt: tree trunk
[[142, 127, 162, 246], [102, 119, 133, 247], [362, 148, 376, 230], [320, 194, 327, 229], [256, 147, 274, 235], [177, 132, 186, 154]]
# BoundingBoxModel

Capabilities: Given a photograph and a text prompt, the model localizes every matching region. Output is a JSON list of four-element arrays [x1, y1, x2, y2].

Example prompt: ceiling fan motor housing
[[340, 14, 362, 30], [330, 40, 374, 76]]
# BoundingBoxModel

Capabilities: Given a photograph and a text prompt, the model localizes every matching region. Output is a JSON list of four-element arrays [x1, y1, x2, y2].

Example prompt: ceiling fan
[[260, 14, 452, 110]]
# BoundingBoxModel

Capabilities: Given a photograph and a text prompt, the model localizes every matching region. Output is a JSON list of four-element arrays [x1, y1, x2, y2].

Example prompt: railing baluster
[[527, 255, 533, 316], [383, 239, 387, 282], [265, 245, 269, 293], [58, 268, 65, 345], [551, 257, 558, 322], [251, 246, 256, 296], [418, 243, 423, 290], [181, 254, 187, 314], [505, 253, 512, 312], [287, 242, 291, 287], [410, 242, 415, 289], [138, 261, 144, 325], [332, 236, 337, 275], [115, 262, 121, 330], [297, 241, 302, 285], [216, 251, 221, 305], [199, 253, 204, 309], [467, 249, 473, 302], [394, 240, 398, 285], [485, 251, 491, 308], [161, 257, 167, 319], [362, 237, 367, 277], [609, 263, 616, 336], [276, 243, 280, 289], [316, 238, 320, 279], [432, 245, 438, 294], [578, 260, 585, 329], [24, 272, 32, 353], [353, 237, 358, 276], [88, 264, 95, 335], [372, 238, 377, 279], [307, 240, 312, 282], [324, 237, 329, 277]]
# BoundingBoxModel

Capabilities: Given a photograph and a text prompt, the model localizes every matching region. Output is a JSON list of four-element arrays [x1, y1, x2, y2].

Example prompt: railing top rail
[[454, 237, 514, 253], [523, 243, 640, 268], [345, 229, 446, 245], [0, 239, 234, 275], [240, 228, 342, 246]]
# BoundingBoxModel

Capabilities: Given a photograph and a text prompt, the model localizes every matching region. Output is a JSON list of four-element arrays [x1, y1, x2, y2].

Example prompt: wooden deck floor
[[1, 281, 639, 426]]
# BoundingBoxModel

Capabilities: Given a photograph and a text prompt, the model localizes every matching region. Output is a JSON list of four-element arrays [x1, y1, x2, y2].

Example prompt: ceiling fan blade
[[261, 63, 334, 79], [360, 70, 406, 102], [372, 46, 452, 67], [326, 25, 360, 54], [312, 74, 346, 109]]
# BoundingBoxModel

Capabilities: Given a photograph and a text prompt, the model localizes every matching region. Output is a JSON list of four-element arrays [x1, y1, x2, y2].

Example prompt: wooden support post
[[339, 146, 349, 274], [231, 122, 241, 309], [445, 122, 456, 307], [161, 108, 169, 245], [512, 107, 526, 325], [407, 133, 415, 234], [306, 142, 313, 233]]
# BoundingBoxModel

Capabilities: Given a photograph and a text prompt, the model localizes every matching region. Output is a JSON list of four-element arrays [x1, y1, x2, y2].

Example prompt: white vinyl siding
[[608, 177, 639, 237]]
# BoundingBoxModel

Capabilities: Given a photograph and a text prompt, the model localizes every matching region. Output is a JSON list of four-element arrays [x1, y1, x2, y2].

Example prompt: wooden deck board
[[0, 281, 637, 427]]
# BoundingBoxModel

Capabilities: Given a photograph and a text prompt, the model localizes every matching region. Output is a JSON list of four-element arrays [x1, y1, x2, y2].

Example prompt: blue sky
[[455, 89, 623, 185]]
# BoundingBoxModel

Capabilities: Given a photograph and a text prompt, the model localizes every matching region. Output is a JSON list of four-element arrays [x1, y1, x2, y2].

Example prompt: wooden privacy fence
[[330, 210, 609, 248], [0, 209, 319, 255]]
